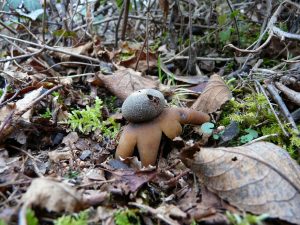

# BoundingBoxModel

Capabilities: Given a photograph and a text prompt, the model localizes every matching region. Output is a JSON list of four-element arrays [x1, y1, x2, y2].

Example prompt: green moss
[[67, 97, 120, 138], [220, 93, 300, 159], [114, 209, 141, 225], [54, 211, 88, 225]]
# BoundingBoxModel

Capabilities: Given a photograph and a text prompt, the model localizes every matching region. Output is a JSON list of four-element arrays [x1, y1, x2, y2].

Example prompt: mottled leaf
[[181, 142, 300, 225]]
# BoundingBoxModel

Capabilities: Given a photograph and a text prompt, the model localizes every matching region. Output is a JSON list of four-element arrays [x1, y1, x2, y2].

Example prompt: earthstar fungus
[[116, 89, 210, 166]]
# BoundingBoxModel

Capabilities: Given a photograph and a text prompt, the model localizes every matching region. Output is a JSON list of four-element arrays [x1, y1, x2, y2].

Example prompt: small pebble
[[79, 150, 92, 160]]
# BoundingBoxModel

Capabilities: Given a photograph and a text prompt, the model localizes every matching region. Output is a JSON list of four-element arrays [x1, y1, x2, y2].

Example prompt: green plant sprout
[[114, 209, 141, 225], [0, 220, 7, 225], [157, 54, 175, 86], [67, 97, 120, 138], [54, 211, 88, 225], [40, 108, 52, 119], [226, 211, 268, 225], [26, 209, 39, 225]]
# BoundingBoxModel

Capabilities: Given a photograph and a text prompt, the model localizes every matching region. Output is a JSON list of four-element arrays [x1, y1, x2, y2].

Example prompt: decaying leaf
[[106, 168, 157, 194], [95, 67, 161, 100], [48, 150, 72, 163], [22, 178, 85, 212], [192, 74, 232, 113], [181, 142, 300, 225], [121, 52, 157, 72]]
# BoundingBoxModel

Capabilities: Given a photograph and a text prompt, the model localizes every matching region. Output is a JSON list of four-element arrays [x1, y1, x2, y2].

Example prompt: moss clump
[[219, 93, 300, 160]]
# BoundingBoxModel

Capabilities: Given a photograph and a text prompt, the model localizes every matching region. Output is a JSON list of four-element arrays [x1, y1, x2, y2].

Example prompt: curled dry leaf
[[192, 74, 232, 113], [22, 178, 85, 212], [180, 142, 300, 225], [95, 67, 160, 100]]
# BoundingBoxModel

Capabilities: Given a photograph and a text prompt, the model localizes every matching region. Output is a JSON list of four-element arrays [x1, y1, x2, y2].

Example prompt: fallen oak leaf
[[105, 168, 157, 194], [180, 142, 300, 225], [192, 74, 232, 113]]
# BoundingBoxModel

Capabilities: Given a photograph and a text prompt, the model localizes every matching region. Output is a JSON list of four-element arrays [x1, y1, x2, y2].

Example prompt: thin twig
[[0, 89, 20, 107], [146, 1, 151, 71], [129, 202, 180, 225], [0, 34, 100, 63], [272, 26, 300, 40], [163, 26, 223, 64], [187, 0, 193, 74], [0, 79, 8, 105], [42, 0, 47, 43], [115, 4, 125, 47], [134, 37, 147, 71], [275, 82, 300, 106], [166, 56, 233, 61], [0, 48, 45, 63], [7, 145, 42, 163], [266, 83, 299, 133], [225, 0, 240, 47], [121, 0, 130, 41], [0, 21, 17, 35], [225, 33, 273, 53], [244, 134, 278, 145], [255, 80, 289, 136]]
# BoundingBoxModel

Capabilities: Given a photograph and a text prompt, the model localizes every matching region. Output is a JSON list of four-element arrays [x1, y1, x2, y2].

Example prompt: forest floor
[[0, 1, 300, 225]]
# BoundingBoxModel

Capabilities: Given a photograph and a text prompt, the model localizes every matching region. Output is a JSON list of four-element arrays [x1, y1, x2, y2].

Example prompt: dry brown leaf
[[62, 132, 79, 145], [172, 74, 209, 85], [192, 74, 232, 113], [120, 51, 157, 72], [48, 150, 72, 163], [95, 68, 160, 100], [157, 204, 187, 219], [22, 178, 85, 212], [181, 142, 300, 225]]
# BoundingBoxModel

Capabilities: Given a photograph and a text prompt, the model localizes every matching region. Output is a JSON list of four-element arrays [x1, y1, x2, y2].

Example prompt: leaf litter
[[0, 1, 300, 225]]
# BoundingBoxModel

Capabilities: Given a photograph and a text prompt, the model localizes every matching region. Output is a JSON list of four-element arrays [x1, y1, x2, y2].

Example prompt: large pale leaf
[[181, 142, 300, 224], [192, 74, 232, 113], [22, 178, 85, 212]]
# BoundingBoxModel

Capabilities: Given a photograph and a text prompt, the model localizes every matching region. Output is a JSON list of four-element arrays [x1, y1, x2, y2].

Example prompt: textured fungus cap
[[122, 89, 166, 123]]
